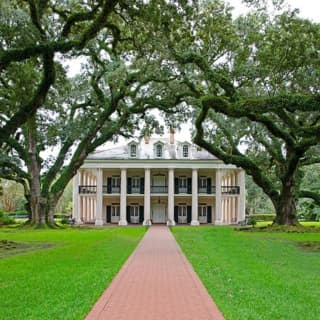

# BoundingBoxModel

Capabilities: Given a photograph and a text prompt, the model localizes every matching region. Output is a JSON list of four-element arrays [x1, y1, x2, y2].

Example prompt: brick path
[[86, 226, 224, 320]]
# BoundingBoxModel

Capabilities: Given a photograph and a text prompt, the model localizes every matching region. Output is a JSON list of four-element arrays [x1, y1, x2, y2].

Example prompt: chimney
[[170, 128, 175, 144]]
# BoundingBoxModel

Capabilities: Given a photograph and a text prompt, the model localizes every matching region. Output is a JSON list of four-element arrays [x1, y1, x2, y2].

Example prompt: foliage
[[0, 227, 145, 320], [172, 227, 320, 320], [249, 213, 276, 222], [246, 175, 274, 214], [151, 0, 320, 224], [0, 208, 15, 225], [0, 0, 192, 226], [0, 180, 25, 212]]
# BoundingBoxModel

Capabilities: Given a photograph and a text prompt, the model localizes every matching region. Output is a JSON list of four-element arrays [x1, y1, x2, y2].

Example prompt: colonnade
[[72, 168, 246, 225]]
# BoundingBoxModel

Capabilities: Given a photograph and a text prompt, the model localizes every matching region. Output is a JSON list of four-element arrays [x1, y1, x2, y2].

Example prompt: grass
[[256, 221, 320, 227], [0, 226, 146, 320], [172, 226, 320, 320]]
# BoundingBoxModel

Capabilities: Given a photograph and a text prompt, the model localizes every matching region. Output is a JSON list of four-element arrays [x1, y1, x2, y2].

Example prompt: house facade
[[72, 131, 245, 226]]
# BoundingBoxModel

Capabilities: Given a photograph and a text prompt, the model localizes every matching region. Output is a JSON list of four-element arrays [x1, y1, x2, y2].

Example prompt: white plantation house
[[72, 130, 246, 226]]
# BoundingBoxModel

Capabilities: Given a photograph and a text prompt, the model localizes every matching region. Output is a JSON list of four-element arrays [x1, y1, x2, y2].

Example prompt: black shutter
[[207, 206, 212, 223], [174, 206, 179, 223], [126, 206, 130, 223], [107, 177, 112, 193], [207, 178, 212, 194], [106, 206, 111, 223], [187, 178, 192, 194], [139, 206, 144, 223], [140, 177, 145, 194], [127, 177, 132, 194], [174, 178, 179, 194], [187, 206, 192, 223]]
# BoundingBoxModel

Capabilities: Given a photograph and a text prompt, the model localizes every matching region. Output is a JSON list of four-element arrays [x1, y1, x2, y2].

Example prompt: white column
[[72, 172, 83, 224], [191, 168, 199, 226], [215, 169, 222, 224], [238, 170, 246, 222], [119, 168, 128, 226], [143, 168, 151, 226], [95, 168, 104, 226], [167, 168, 175, 226]]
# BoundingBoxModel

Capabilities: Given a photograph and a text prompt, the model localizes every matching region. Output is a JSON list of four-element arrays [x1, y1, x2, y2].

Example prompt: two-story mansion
[[72, 131, 245, 226]]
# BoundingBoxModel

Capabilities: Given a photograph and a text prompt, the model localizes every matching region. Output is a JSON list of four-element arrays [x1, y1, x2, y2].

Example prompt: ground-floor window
[[130, 205, 139, 222], [111, 204, 120, 222], [198, 205, 207, 223], [178, 205, 187, 223]]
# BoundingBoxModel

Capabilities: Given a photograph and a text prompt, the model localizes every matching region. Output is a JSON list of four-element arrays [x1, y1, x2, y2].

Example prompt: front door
[[152, 205, 166, 223]]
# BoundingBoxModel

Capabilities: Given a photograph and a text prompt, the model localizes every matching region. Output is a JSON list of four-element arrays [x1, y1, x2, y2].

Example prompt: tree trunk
[[274, 177, 298, 225]]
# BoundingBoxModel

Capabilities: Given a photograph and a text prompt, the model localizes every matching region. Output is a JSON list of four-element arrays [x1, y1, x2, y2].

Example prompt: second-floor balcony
[[103, 186, 120, 194], [222, 186, 240, 194], [79, 185, 97, 194]]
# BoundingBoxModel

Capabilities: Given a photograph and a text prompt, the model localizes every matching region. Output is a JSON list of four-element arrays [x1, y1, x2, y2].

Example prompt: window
[[199, 177, 207, 188], [179, 177, 187, 188], [112, 176, 120, 187], [132, 177, 140, 193], [178, 206, 187, 217], [111, 205, 120, 217], [130, 144, 137, 158], [130, 205, 139, 217], [132, 177, 140, 188], [179, 177, 187, 193], [111, 176, 120, 193], [199, 177, 207, 193], [182, 144, 189, 158], [156, 144, 163, 158], [198, 205, 207, 217]]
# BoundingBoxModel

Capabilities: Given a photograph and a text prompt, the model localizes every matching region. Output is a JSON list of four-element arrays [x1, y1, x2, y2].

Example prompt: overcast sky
[[228, 0, 320, 22]]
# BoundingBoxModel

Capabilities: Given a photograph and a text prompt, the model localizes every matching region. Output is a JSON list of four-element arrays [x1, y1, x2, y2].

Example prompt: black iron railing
[[222, 186, 240, 194], [79, 185, 97, 194], [103, 186, 120, 194]]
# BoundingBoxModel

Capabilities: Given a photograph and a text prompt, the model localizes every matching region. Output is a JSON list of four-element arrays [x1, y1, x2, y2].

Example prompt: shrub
[[247, 216, 257, 227], [0, 210, 15, 225], [250, 213, 276, 222]]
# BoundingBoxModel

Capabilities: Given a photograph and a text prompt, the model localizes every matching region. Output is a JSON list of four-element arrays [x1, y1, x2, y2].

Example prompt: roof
[[87, 135, 217, 161]]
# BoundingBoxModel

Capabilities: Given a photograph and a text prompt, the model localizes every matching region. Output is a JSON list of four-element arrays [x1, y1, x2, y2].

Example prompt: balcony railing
[[151, 186, 168, 193], [79, 185, 97, 194], [177, 187, 188, 193], [222, 186, 240, 194], [103, 186, 120, 194], [197, 186, 216, 194], [131, 187, 141, 194]]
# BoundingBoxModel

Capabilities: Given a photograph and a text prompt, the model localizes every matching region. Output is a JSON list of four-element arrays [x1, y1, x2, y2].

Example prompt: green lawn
[[172, 226, 320, 320], [256, 221, 320, 227], [0, 227, 146, 320]]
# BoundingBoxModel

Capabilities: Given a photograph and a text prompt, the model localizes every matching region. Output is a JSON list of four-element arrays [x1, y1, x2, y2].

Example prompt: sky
[[228, 0, 320, 22]]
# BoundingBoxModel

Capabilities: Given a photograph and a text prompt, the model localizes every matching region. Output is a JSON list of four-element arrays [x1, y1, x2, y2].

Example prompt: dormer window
[[156, 143, 163, 158], [182, 144, 189, 158], [130, 144, 137, 158]]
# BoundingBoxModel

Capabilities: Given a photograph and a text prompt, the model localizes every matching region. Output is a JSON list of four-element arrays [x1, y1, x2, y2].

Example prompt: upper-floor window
[[156, 143, 163, 158], [130, 144, 137, 158], [182, 144, 189, 158]]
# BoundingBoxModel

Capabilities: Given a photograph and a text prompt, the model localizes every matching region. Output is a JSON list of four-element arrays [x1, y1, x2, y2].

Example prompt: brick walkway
[[86, 226, 224, 320]]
